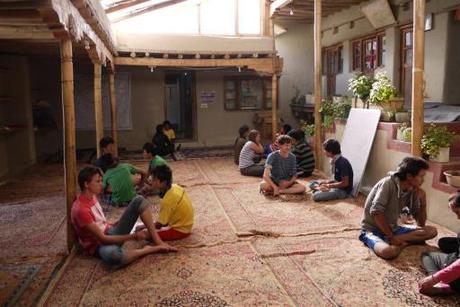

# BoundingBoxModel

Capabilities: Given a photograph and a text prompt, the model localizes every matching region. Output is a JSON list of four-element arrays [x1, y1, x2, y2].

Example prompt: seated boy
[[310, 139, 353, 202], [153, 124, 177, 160], [287, 129, 315, 177], [94, 136, 117, 173], [137, 164, 194, 241], [263, 124, 292, 158], [102, 154, 147, 206], [143, 142, 167, 173], [162, 120, 180, 149], [260, 135, 306, 196], [234, 124, 249, 165], [71, 166, 177, 268]]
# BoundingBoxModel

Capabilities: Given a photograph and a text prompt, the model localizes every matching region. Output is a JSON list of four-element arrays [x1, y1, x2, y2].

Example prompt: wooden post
[[94, 63, 103, 157], [314, 0, 322, 169], [411, 0, 425, 157], [109, 72, 118, 156], [271, 73, 278, 139], [60, 38, 77, 252]]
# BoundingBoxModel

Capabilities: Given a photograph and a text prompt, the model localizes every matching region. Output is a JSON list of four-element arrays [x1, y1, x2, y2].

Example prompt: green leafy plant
[[333, 98, 352, 119], [348, 73, 374, 104], [421, 123, 456, 158], [300, 120, 315, 137], [320, 98, 334, 116], [369, 72, 398, 107]]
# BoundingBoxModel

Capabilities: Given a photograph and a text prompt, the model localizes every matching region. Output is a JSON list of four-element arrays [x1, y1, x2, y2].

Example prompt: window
[[322, 44, 343, 76], [351, 33, 386, 74], [224, 77, 272, 111]]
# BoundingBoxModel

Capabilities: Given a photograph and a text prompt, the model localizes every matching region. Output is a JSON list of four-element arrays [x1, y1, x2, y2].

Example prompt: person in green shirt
[[142, 142, 167, 174], [102, 155, 147, 206]]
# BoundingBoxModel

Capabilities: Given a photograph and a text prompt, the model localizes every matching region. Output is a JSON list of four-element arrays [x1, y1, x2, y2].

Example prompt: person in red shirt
[[71, 166, 177, 267]]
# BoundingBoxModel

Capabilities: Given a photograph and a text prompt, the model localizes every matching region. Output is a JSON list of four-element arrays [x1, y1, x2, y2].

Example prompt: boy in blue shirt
[[310, 139, 353, 202]]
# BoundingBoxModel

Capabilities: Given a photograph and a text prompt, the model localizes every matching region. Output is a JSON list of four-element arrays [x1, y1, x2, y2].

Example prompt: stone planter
[[395, 111, 410, 123], [444, 170, 460, 188], [381, 97, 405, 112], [432, 147, 450, 163], [381, 111, 394, 122]]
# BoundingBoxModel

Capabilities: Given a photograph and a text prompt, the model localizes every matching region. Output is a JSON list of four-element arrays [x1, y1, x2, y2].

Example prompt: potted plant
[[397, 122, 410, 141], [320, 98, 334, 128], [444, 170, 460, 188], [402, 127, 412, 142], [395, 106, 410, 123], [299, 119, 315, 143], [421, 123, 456, 162], [333, 97, 352, 120], [348, 73, 373, 108], [369, 72, 402, 120]]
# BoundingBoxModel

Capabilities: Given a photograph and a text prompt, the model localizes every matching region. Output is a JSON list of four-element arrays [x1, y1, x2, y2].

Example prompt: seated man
[[102, 154, 147, 206], [309, 139, 353, 202], [71, 167, 177, 268], [359, 157, 438, 260], [93, 136, 117, 173], [153, 124, 176, 160], [137, 164, 194, 241], [260, 135, 306, 196], [287, 129, 315, 177], [143, 142, 167, 173]]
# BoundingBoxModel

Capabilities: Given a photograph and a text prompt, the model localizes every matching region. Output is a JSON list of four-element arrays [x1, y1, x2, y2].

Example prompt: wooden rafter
[[270, 0, 292, 16], [105, 0, 150, 14], [272, 0, 368, 20], [112, 0, 188, 23]]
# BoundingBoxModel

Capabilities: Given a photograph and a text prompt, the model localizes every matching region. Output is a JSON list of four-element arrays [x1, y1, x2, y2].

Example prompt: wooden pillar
[[271, 73, 278, 139], [60, 38, 77, 252], [94, 63, 103, 157], [109, 72, 118, 156], [411, 0, 425, 157], [313, 0, 322, 169]]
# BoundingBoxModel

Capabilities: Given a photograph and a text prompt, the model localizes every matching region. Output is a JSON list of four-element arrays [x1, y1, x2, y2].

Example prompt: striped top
[[239, 141, 258, 169], [265, 151, 297, 184], [292, 141, 315, 176]]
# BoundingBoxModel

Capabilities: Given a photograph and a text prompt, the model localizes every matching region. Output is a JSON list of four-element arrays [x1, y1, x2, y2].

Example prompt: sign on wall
[[200, 90, 216, 104]]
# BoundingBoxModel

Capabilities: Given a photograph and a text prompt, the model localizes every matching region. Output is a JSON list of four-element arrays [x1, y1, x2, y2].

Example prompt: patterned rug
[[119, 146, 234, 161]]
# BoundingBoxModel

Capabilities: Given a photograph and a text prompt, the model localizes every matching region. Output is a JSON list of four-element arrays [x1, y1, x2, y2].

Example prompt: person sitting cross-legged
[[260, 135, 306, 196], [287, 129, 315, 177], [359, 157, 438, 260], [93, 136, 117, 173], [418, 192, 460, 296], [71, 167, 177, 268], [309, 139, 353, 202]]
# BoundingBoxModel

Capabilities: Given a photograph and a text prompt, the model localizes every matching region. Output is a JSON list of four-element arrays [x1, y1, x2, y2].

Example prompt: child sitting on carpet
[[93, 136, 117, 173], [143, 142, 167, 173], [263, 124, 292, 158], [153, 124, 177, 160], [287, 129, 315, 177], [71, 166, 177, 268], [234, 124, 249, 165], [137, 164, 194, 241], [260, 135, 306, 196], [419, 192, 460, 296], [102, 154, 147, 206], [309, 139, 353, 202], [239, 129, 265, 177], [163, 120, 181, 151]]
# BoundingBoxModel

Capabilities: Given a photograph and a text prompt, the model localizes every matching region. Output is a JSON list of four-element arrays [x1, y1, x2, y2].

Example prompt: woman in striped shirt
[[239, 129, 264, 177]]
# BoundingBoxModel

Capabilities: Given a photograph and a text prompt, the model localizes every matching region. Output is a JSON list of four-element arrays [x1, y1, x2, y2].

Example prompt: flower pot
[[402, 128, 412, 142], [395, 112, 410, 123], [444, 170, 460, 188], [380, 111, 394, 122], [381, 97, 404, 112], [431, 147, 450, 163], [397, 128, 405, 141]]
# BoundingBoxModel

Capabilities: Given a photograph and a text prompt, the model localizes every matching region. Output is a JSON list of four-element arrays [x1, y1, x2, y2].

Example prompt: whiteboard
[[341, 108, 381, 196], [75, 73, 132, 131]]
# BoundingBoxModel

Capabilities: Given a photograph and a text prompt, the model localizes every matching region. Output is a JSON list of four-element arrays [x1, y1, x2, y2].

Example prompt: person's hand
[[418, 275, 438, 291], [389, 235, 406, 246], [273, 186, 280, 196], [159, 242, 178, 252], [319, 184, 330, 192]]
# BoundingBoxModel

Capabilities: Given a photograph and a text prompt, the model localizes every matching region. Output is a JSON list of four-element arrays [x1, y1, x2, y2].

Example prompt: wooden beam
[[270, 0, 292, 16], [112, 0, 188, 23], [60, 37, 77, 252], [109, 73, 119, 156], [0, 25, 54, 40], [314, 0, 322, 169], [94, 63, 103, 157], [106, 0, 150, 14], [272, 74, 279, 140], [411, 0, 425, 157], [114, 57, 280, 74]]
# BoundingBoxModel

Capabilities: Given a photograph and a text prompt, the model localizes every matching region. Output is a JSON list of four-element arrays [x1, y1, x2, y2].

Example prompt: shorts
[[359, 225, 418, 250]]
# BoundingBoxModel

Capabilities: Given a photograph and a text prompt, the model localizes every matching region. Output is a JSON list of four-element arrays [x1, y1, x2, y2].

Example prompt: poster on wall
[[74, 73, 132, 131], [200, 90, 216, 104]]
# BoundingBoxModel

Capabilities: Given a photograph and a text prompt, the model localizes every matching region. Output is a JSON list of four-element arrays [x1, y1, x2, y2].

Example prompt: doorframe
[[400, 23, 413, 106], [163, 70, 197, 141], [323, 43, 343, 97]]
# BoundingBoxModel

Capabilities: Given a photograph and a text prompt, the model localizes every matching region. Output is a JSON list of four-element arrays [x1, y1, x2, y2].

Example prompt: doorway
[[164, 71, 196, 140], [324, 44, 343, 97]]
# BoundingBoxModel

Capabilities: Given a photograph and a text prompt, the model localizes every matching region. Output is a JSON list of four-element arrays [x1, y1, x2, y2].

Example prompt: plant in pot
[[395, 106, 410, 123], [320, 98, 335, 129], [397, 122, 410, 141], [333, 97, 352, 120], [369, 72, 399, 121], [421, 123, 456, 163], [299, 119, 315, 143], [348, 73, 373, 108]]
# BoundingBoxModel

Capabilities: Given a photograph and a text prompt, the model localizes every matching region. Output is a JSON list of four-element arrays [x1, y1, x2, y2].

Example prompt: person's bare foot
[[142, 244, 170, 254]]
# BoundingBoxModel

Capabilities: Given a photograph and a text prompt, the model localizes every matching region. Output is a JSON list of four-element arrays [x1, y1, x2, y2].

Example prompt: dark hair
[[247, 129, 259, 143], [282, 124, 292, 134], [287, 129, 305, 142], [163, 120, 171, 127], [277, 134, 292, 145], [99, 136, 114, 149], [238, 125, 250, 138], [394, 157, 429, 180], [323, 139, 341, 155], [150, 164, 172, 187], [142, 142, 158, 156], [449, 192, 460, 208], [155, 124, 163, 134], [78, 166, 102, 191]]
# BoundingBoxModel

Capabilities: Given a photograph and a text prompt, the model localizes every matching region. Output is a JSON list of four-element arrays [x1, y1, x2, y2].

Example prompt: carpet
[[119, 146, 234, 161]]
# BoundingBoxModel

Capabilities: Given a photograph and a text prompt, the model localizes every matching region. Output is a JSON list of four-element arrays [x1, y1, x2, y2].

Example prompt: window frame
[[321, 43, 344, 76], [350, 31, 386, 73], [223, 76, 272, 111]]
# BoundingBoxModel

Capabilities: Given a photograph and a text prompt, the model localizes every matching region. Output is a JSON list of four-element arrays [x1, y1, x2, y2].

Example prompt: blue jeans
[[97, 195, 150, 266], [359, 225, 417, 250], [310, 181, 349, 202]]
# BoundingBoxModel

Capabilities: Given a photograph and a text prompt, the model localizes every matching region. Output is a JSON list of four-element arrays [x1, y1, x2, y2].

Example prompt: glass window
[[338, 46, 344, 73], [200, 0, 235, 35], [224, 77, 271, 111], [240, 79, 263, 110], [352, 41, 361, 71], [379, 35, 386, 67], [238, 0, 261, 35]]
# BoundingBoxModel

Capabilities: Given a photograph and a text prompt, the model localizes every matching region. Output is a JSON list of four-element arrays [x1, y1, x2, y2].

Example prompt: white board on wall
[[341, 108, 381, 197], [75, 73, 132, 131]]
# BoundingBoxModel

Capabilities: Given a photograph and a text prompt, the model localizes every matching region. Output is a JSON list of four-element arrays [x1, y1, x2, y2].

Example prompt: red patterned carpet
[[2, 158, 460, 306]]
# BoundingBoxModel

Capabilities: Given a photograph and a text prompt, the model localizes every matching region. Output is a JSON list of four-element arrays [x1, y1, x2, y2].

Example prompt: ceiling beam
[[270, 0, 292, 16], [112, 0, 188, 23], [105, 0, 150, 14]]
